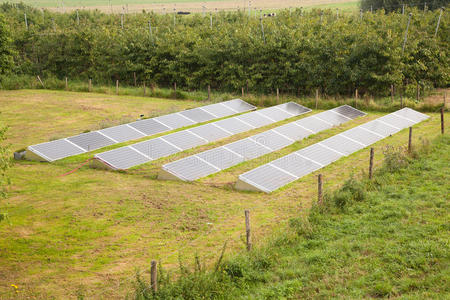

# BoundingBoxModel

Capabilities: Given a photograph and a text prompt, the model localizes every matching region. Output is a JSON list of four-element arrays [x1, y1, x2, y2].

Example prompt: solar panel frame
[[128, 118, 172, 136], [95, 146, 150, 170], [28, 139, 86, 162], [237, 108, 429, 193]]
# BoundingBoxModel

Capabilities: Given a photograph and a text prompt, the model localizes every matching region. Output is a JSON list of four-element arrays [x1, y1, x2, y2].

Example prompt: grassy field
[[13, 0, 359, 13], [136, 134, 449, 299], [0, 89, 446, 298]]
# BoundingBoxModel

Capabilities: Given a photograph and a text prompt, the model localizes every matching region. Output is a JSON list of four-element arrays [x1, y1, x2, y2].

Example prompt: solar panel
[[237, 108, 429, 193], [333, 105, 366, 119], [27, 99, 256, 162], [95, 102, 311, 170], [128, 118, 172, 136], [27, 139, 85, 162], [154, 113, 195, 129], [132, 138, 180, 160], [98, 124, 145, 143], [94, 146, 150, 170], [67, 131, 116, 151], [159, 106, 365, 181]]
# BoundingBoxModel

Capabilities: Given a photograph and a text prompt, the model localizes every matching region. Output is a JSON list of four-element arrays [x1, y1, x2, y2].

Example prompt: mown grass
[[135, 134, 450, 299], [0, 90, 446, 298]]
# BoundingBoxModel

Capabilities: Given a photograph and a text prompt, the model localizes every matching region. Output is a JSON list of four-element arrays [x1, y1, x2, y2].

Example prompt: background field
[[0, 89, 446, 298], [10, 0, 359, 12]]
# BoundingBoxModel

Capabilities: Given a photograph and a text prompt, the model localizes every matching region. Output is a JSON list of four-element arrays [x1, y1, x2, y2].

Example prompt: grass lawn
[[0, 89, 446, 298]]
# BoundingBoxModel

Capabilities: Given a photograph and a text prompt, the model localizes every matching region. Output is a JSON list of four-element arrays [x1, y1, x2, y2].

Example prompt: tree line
[[0, 3, 448, 97]]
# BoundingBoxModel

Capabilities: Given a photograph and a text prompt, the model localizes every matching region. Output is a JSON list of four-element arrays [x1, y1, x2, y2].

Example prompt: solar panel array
[[160, 105, 365, 181], [27, 99, 255, 162], [236, 108, 429, 193], [94, 102, 311, 170]]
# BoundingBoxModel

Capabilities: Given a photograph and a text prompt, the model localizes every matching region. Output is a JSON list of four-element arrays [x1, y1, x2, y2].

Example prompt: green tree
[[361, 0, 448, 12], [0, 13, 13, 74]]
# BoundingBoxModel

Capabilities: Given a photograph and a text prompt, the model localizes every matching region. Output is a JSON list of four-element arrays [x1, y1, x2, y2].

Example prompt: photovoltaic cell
[[98, 125, 145, 143], [271, 153, 322, 178], [257, 107, 294, 122], [132, 138, 180, 160], [154, 113, 195, 129], [333, 105, 366, 119], [28, 140, 85, 162], [250, 131, 292, 151], [161, 156, 219, 181], [160, 106, 366, 182], [128, 119, 171, 136], [67, 132, 116, 151], [214, 118, 254, 134], [298, 144, 343, 166], [95, 146, 150, 170], [27, 99, 256, 162], [179, 108, 216, 123], [296, 117, 331, 133], [237, 108, 429, 193], [236, 113, 273, 128], [189, 124, 231, 142], [314, 110, 350, 126], [162, 131, 206, 150]]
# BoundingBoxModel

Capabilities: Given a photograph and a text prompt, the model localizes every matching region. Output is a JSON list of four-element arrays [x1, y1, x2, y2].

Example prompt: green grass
[[0, 89, 446, 298], [12, 0, 230, 7], [135, 135, 450, 299]]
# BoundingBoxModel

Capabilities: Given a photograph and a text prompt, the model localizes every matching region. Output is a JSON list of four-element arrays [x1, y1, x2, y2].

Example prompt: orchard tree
[[0, 13, 13, 74], [0, 124, 10, 222]]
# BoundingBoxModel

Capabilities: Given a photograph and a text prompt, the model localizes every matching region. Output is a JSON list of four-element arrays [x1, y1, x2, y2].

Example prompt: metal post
[[402, 13, 412, 54], [210, 12, 212, 29], [148, 21, 153, 44], [24, 12, 28, 30], [435, 8, 443, 38], [260, 15, 265, 43], [76, 9, 79, 25]]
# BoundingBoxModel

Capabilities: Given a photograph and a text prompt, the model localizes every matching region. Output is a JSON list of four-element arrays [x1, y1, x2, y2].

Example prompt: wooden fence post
[[242, 87, 244, 97], [116, 80, 119, 95], [245, 210, 251, 251], [143, 81, 146, 96], [369, 147, 374, 179], [318, 174, 323, 204], [208, 85, 211, 101], [133, 72, 137, 87], [441, 107, 444, 134], [355, 88, 358, 99], [88, 79, 92, 92], [276, 88, 279, 103], [408, 127, 412, 153], [315, 88, 319, 109], [150, 260, 157, 292], [391, 84, 394, 103], [65, 77, 68, 90], [174, 82, 177, 99]]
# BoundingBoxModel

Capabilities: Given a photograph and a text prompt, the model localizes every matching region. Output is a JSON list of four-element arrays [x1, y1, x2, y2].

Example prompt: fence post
[[242, 87, 244, 97], [391, 84, 394, 103], [318, 174, 323, 204], [88, 79, 92, 92], [369, 147, 374, 179], [416, 83, 420, 100], [276, 88, 279, 103], [65, 77, 68, 90], [116, 80, 119, 95], [133, 72, 137, 87], [355, 88, 358, 99], [400, 87, 403, 108], [402, 13, 412, 54], [245, 210, 251, 251], [143, 81, 146, 96], [24, 12, 28, 30], [435, 8, 443, 37], [150, 260, 157, 292], [315, 88, 319, 109], [37, 75, 44, 88], [208, 84, 211, 101], [441, 107, 445, 134], [408, 127, 412, 153], [174, 82, 177, 98]]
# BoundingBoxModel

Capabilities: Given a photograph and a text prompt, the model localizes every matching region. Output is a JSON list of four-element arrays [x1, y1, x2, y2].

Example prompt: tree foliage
[[361, 0, 448, 12], [0, 123, 11, 221], [0, 3, 449, 96], [0, 12, 14, 74]]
